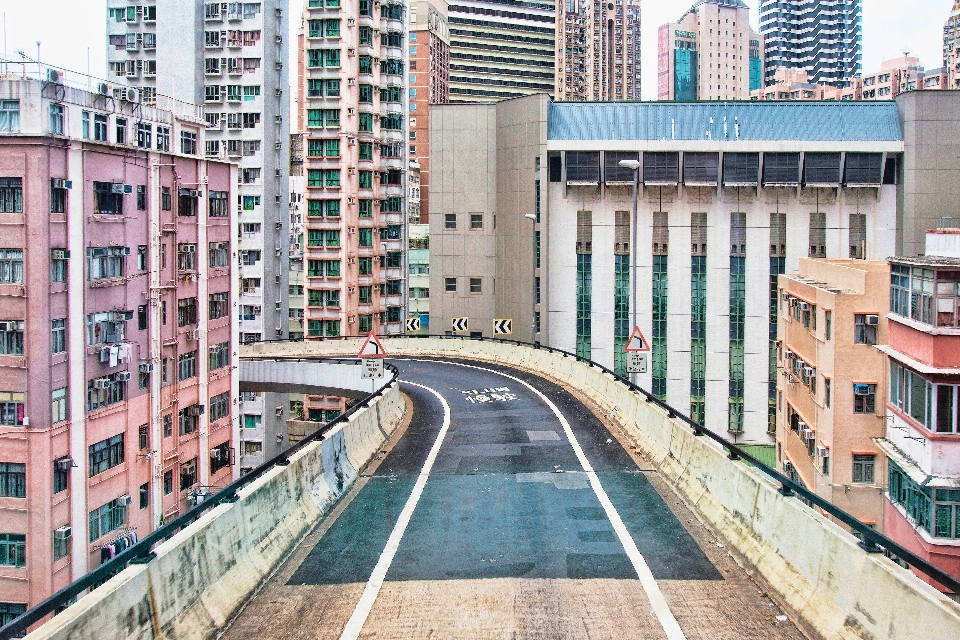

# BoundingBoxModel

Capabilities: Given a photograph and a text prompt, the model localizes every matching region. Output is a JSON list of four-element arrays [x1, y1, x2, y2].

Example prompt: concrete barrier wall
[[26, 382, 403, 640], [248, 338, 960, 640]]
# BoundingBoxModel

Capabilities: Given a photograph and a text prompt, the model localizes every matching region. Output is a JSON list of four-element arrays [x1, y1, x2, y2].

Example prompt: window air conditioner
[[113, 372, 132, 382], [866, 315, 879, 325], [117, 494, 132, 506], [54, 526, 72, 540]]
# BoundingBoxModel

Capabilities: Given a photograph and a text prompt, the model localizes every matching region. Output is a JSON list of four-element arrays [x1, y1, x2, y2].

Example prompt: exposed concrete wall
[[244, 338, 960, 640], [25, 383, 403, 640]]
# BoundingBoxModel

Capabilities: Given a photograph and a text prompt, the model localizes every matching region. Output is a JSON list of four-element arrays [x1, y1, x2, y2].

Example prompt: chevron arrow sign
[[451, 317, 468, 332], [493, 319, 512, 335]]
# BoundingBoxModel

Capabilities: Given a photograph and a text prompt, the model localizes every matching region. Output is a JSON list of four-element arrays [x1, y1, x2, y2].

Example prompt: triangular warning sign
[[624, 326, 650, 352], [358, 331, 387, 358]]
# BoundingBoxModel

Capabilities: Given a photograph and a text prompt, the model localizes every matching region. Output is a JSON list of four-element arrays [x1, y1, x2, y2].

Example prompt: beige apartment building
[[945, 2, 960, 90], [657, 0, 763, 101], [555, 0, 641, 101], [777, 259, 889, 530]]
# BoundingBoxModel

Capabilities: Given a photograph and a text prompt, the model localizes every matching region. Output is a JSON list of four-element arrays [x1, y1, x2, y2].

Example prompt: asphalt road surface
[[222, 358, 806, 640]]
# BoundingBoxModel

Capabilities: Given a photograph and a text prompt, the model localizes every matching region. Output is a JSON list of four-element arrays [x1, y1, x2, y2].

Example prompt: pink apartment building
[[878, 229, 960, 593], [0, 70, 239, 618]]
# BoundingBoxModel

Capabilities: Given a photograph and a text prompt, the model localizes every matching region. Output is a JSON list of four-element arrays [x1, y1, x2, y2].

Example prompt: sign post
[[358, 331, 387, 384], [624, 326, 650, 376]]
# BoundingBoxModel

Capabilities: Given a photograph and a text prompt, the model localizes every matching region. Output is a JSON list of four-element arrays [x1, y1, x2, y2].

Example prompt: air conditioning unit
[[799, 302, 809, 311], [187, 405, 206, 417], [51, 249, 69, 260], [275, 247, 282, 256], [275, 35, 283, 43], [51, 178, 72, 189], [783, 461, 795, 474], [866, 314, 879, 326], [117, 494, 132, 507], [139, 362, 154, 373], [275, 168, 281, 177], [275, 300, 281, 310], [275, 327, 283, 335], [113, 371, 132, 382], [275, 221, 282, 229], [183, 244, 196, 253], [54, 526, 72, 540], [275, 406, 283, 416], [274, 115, 283, 123], [817, 446, 829, 458], [797, 420, 806, 430], [803, 366, 815, 377], [124, 88, 140, 103], [46, 69, 63, 84], [186, 329, 201, 341], [54, 457, 74, 472], [97, 82, 110, 95], [93, 377, 112, 389], [348, 17, 356, 25], [854, 383, 872, 396], [275, 141, 283, 150], [802, 428, 814, 441]]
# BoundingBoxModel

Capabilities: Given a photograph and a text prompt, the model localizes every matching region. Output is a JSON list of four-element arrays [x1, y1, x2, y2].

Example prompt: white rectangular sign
[[626, 352, 648, 374], [361, 358, 384, 379]]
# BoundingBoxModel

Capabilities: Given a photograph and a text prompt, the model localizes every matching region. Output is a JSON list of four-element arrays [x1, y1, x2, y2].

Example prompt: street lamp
[[618, 159, 640, 382], [524, 213, 537, 343]]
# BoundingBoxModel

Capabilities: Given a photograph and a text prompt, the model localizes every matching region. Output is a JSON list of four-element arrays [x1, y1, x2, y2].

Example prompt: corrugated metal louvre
[[845, 152, 883, 186], [614, 210, 630, 255], [770, 213, 786, 257], [604, 151, 638, 183], [723, 152, 759, 186], [653, 211, 669, 255], [804, 152, 842, 186], [643, 151, 679, 184], [683, 152, 719, 185], [566, 151, 600, 183], [576, 210, 592, 254], [547, 101, 903, 143], [730, 212, 746, 256], [809, 212, 826, 258], [849, 214, 866, 259], [763, 152, 800, 185], [692, 212, 707, 256]]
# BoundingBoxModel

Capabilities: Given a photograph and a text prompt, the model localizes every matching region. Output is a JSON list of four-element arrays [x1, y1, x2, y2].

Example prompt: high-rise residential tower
[[759, 0, 862, 88], [555, 0, 641, 101], [106, 1, 291, 347], [447, 0, 555, 102], [657, 0, 763, 101], [297, 0, 409, 339], [945, 2, 960, 90]]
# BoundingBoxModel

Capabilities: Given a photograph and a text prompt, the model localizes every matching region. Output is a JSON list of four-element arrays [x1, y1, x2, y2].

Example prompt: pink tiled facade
[[0, 75, 239, 614]]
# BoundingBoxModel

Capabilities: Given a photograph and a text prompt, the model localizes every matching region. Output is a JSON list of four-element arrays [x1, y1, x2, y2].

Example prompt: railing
[[0, 360, 398, 640], [255, 333, 960, 595]]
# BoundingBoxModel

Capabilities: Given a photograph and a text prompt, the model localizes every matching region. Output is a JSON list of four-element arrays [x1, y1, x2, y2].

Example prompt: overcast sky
[[1, 0, 954, 100]]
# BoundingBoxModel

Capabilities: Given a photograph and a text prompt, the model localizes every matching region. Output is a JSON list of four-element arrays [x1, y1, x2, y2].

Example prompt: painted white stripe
[[338, 381, 452, 640], [406, 359, 688, 640]]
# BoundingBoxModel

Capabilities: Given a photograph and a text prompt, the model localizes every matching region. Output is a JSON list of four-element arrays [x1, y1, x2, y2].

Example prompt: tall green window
[[358, 142, 372, 160], [613, 211, 630, 377], [652, 255, 668, 399], [358, 199, 372, 217], [358, 228, 373, 246], [358, 170, 373, 189], [674, 44, 698, 101], [769, 213, 786, 433], [690, 212, 707, 424], [576, 211, 592, 360], [307, 229, 323, 246], [729, 213, 746, 434], [359, 113, 373, 132]]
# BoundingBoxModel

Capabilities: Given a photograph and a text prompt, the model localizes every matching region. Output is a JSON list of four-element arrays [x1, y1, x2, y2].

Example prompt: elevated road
[[222, 358, 802, 639]]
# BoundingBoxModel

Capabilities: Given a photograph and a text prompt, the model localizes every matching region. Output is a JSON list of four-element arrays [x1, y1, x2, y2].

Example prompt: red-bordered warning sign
[[358, 331, 387, 358], [624, 326, 650, 352]]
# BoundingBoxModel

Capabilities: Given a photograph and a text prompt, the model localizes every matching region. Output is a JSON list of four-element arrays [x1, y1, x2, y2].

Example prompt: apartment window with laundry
[[88, 498, 127, 542]]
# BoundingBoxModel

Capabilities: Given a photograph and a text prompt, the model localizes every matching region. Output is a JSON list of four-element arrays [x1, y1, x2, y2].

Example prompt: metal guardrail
[[269, 333, 960, 595], [0, 359, 398, 640]]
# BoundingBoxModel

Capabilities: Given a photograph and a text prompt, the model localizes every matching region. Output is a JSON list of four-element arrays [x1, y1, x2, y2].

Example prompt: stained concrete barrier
[[25, 382, 403, 640], [245, 338, 960, 640]]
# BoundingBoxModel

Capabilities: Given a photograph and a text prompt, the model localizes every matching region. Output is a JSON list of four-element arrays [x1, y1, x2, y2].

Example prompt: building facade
[[297, 0, 409, 339], [447, 0, 555, 102], [777, 259, 889, 529], [877, 230, 960, 591], [759, 0, 862, 88], [106, 0, 291, 347], [657, 0, 762, 101], [0, 74, 239, 614], [409, 0, 450, 224], [555, 0, 641, 101], [945, 2, 960, 90]]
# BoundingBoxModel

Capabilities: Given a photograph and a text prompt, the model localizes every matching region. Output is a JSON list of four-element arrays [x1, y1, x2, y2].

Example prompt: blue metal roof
[[547, 101, 904, 143]]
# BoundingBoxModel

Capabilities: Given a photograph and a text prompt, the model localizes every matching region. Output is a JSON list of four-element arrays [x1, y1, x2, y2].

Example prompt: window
[[210, 441, 231, 473], [445, 214, 456, 229], [115, 117, 127, 144], [0, 534, 26, 567], [163, 470, 173, 494], [51, 250, 67, 282], [161, 187, 172, 211], [0, 100, 20, 132], [178, 190, 198, 216], [0, 392, 25, 426], [177, 298, 198, 327], [86, 246, 127, 280], [93, 113, 108, 141], [359, 113, 373, 132], [358, 228, 373, 247], [178, 351, 198, 381], [49, 103, 64, 134], [93, 182, 124, 215], [88, 498, 127, 542], [51, 387, 67, 423], [0, 463, 25, 498], [209, 190, 228, 217], [85, 312, 127, 346], [137, 122, 152, 148], [445, 277, 457, 292], [50, 180, 67, 213], [0, 321, 23, 355], [53, 458, 68, 494], [0, 178, 23, 213], [177, 244, 197, 271], [209, 292, 229, 320], [209, 242, 229, 268], [0, 249, 23, 283], [470, 214, 483, 229], [209, 391, 230, 421], [358, 257, 373, 275], [88, 434, 125, 477], [179, 405, 201, 435], [853, 383, 876, 414], [470, 278, 482, 294], [824, 310, 832, 340], [156, 126, 170, 151], [139, 482, 149, 511], [358, 170, 373, 189], [209, 341, 230, 369], [358, 199, 372, 218], [824, 378, 831, 408], [180, 458, 198, 491], [854, 314, 878, 345], [852, 454, 876, 484]]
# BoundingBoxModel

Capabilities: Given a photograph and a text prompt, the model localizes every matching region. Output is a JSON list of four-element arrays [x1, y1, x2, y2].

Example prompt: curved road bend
[[221, 358, 805, 640]]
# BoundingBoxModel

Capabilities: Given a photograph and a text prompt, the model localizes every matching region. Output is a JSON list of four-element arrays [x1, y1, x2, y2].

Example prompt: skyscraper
[[447, 0, 555, 102], [945, 2, 960, 90], [759, 0, 862, 88], [657, 0, 762, 101], [555, 0, 641, 101], [106, 1, 291, 346]]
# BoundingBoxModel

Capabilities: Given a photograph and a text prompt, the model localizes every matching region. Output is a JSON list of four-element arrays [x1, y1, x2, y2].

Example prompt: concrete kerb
[[263, 338, 960, 640], [24, 383, 402, 640]]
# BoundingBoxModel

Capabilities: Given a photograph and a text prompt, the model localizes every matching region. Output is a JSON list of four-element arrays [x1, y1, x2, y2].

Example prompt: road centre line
[[404, 359, 688, 640], [338, 380, 452, 640]]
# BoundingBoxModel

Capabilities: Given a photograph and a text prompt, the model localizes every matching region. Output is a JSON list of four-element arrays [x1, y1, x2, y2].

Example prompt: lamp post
[[524, 213, 537, 343], [618, 159, 640, 382]]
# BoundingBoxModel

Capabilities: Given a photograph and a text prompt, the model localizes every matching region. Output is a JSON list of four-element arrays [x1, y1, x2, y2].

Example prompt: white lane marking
[[338, 380, 452, 640], [404, 359, 688, 640]]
